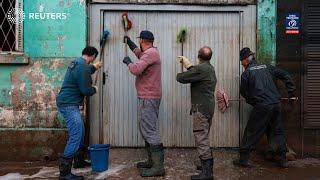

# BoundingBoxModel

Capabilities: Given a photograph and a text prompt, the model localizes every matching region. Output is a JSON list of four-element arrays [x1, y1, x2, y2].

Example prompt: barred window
[[0, 0, 23, 52]]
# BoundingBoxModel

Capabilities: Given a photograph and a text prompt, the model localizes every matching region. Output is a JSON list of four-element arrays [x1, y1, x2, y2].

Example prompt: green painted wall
[[257, 0, 276, 65], [0, 0, 86, 129], [24, 0, 86, 57]]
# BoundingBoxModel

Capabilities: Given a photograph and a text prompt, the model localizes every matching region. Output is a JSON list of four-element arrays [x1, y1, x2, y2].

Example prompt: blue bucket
[[88, 144, 110, 172]]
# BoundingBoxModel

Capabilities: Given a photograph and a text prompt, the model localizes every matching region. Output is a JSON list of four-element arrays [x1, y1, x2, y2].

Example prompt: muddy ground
[[0, 148, 320, 180]]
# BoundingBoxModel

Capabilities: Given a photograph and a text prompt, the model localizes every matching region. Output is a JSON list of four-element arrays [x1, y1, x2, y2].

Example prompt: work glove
[[93, 61, 103, 69], [123, 36, 138, 51], [123, 56, 132, 66], [93, 86, 98, 92], [177, 56, 193, 69]]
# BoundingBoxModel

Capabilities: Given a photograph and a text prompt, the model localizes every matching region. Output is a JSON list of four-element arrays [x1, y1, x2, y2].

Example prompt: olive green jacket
[[176, 61, 217, 116]]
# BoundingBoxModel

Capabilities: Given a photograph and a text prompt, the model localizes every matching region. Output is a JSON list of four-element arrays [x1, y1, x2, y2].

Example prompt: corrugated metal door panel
[[103, 12, 147, 146], [98, 7, 257, 147], [146, 12, 194, 147], [212, 13, 240, 147], [304, 1, 320, 129], [147, 12, 240, 147], [240, 6, 256, 143]]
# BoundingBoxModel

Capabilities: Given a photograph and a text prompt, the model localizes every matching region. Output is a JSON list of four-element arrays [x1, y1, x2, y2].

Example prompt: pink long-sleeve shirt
[[128, 47, 162, 99]]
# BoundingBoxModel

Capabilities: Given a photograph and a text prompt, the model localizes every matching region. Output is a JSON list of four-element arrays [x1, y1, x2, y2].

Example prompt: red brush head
[[122, 12, 132, 31], [122, 12, 128, 18], [127, 20, 132, 30]]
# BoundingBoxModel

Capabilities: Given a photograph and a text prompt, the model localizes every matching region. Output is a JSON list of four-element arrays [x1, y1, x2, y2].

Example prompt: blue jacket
[[56, 57, 97, 107]]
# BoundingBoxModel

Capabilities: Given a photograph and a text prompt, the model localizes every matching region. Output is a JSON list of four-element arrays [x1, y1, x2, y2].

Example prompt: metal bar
[[91, 4, 248, 13], [181, 43, 184, 72], [99, 10, 105, 144]]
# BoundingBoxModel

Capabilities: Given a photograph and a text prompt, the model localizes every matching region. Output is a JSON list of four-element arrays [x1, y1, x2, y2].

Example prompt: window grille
[[0, 0, 23, 52]]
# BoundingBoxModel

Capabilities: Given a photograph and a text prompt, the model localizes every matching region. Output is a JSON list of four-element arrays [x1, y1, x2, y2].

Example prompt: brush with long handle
[[122, 12, 132, 57], [177, 28, 187, 72]]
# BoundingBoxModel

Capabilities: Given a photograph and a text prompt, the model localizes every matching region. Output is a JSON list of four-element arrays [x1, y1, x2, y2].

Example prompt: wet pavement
[[0, 148, 320, 180]]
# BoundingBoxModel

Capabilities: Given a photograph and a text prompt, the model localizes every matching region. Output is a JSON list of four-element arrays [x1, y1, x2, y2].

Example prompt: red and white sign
[[286, 30, 299, 34]]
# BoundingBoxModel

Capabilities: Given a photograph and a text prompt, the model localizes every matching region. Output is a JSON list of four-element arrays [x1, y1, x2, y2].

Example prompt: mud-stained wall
[[0, 59, 71, 128], [0, 0, 86, 161]]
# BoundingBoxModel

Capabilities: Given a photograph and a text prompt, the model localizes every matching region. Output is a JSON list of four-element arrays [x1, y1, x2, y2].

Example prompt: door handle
[[103, 71, 108, 85]]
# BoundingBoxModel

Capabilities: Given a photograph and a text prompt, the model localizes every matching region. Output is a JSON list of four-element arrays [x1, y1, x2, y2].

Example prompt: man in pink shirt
[[123, 30, 164, 177]]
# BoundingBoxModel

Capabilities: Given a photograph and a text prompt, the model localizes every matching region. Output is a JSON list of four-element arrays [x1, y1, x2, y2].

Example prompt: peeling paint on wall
[[79, 0, 86, 6], [0, 0, 87, 133], [0, 59, 72, 128], [257, 0, 276, 65], [57, 35, 67, 53], [0, 67, 19, 106]]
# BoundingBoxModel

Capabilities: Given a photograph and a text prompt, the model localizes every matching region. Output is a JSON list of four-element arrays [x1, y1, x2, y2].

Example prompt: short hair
[[82, 46, 98, 57], [198, 46, 212, 61]]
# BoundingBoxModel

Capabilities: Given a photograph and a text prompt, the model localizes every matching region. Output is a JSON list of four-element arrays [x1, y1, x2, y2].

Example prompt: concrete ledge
[[0, 129, 67, 161], [0, 53, 30, 65], [91, 0, 256, 5]]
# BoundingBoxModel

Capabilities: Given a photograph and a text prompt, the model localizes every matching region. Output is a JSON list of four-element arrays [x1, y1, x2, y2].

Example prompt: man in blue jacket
[[56, 46, 102, 180]]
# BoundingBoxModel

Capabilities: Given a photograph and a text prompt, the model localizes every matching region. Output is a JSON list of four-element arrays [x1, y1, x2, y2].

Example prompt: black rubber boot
[[196, 165, 202, 171], [59, 156, 84, 180], [140, 144, 165, 177], [191, 158, 214, 180], [73, 148, 91, 169], [137, 141, 153, 169], [233, 153, 251, 168], [264, 150, 274, 161], [278, 152, 289, 168]]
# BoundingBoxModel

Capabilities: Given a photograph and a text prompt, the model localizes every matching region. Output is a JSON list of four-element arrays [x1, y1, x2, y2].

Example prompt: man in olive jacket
[[176, 46, 217, 180]]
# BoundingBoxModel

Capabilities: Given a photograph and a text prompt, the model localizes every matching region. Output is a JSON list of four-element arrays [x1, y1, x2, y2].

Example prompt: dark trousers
[[240, 103, 286, 159]]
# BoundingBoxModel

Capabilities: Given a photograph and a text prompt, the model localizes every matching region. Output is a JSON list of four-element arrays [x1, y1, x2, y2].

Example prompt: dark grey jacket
[[240, 63, 296, 106]]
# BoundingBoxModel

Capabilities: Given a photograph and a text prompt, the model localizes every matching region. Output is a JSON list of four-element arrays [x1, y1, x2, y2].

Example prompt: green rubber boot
[[140, 144, 165, 177], [137, 141, 153, 169]]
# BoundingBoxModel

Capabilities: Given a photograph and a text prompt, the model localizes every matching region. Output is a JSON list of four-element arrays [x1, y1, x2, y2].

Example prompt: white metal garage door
[[89, 5, 256, 147]]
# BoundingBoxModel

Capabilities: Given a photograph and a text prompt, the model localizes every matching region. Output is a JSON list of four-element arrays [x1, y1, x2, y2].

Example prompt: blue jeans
[[58, 106, 84, 158]]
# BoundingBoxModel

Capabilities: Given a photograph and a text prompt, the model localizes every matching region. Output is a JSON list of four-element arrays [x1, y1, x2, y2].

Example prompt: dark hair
[[198, 46, 212, 61], [82, 46, 98, 57]]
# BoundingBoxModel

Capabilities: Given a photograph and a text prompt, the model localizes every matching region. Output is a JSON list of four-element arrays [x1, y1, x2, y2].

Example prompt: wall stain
[[0, 59, 71, 128]]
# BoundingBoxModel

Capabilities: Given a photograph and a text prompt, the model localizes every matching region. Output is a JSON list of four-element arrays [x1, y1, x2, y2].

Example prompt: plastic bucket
[[88, 144, 110, 172]]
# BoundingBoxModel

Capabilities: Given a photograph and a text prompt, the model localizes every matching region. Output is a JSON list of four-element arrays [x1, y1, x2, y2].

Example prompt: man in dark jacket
[[56, 46, 102, 180], [176, 46, 217, 180], [233, 47, 295, 168]]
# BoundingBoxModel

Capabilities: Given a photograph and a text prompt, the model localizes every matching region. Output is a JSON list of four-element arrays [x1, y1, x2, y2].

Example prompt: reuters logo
[[6, 7, 68, 23], [7, 8, 25, 24]]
